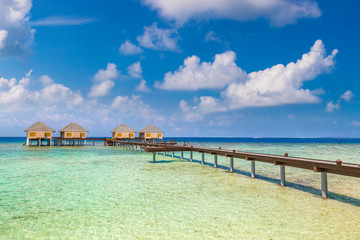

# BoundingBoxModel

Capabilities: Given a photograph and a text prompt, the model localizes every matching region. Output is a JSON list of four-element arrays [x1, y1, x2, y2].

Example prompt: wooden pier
[[53, 137, 107, 146], [111, 140, 360, 199]]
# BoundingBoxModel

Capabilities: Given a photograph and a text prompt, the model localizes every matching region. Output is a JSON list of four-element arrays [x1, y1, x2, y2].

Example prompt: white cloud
[[31, 16, 97, 26], [135, 80, 151, 92], [93, 63, 118, 82], [119, 40, 143, 55], [0, 73, 84, 112], [142, 0, 321, 26], [137, 23, 179, 51], [175, 40, 338, 119], [340, 90, 354, 102], [205, 31, 221, 43], [0, 30, 8, 49], [127, 62, 151, 92], [325, 90, 354, 112], [40, 75, 54, 86], [111, 95, 163, 121], [41, 83, 84, 108], [351, 121, 360, 127], [127, 62, 143, 79], [156, 51, 246, 91], [0, 0, 34, 56], [89, 63, 118, 98], [179, 100, 204, 122], [325, 100, 340, 113]]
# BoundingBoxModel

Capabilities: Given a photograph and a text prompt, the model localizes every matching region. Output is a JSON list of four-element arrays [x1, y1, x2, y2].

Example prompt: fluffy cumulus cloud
[[175, 40, 338, 120], [0, 30, 8, 49], [137, 23, 179, 51], [324, 90, 354, 112], [127, 62, 143, 79], [119, 40, 143, 55], [0, 0, 34, 56], [325, 100, 340, 113], [127, 62, 151, 92], [0, 72, 84, 112], [156, 51, 246, 91], [88, 63, 118, 98], [340, 90, 354, 102], [111, 95, 163, 121], [142, 0, 321, 26]]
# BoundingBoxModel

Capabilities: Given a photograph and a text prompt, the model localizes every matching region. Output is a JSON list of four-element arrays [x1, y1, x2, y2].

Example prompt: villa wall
[[60, 132, 87, 138], [112, 132, 135, 138], [27, 131, 52, 139], [140, 133, 163, 139]]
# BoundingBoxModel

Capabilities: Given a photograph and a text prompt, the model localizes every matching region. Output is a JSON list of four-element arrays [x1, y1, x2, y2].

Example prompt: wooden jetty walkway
[[110, 140, 360, 199]]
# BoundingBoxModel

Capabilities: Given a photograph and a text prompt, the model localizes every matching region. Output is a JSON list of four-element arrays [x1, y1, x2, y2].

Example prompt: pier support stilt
[[201, 153, 205, 165], [181, 151, 183, 160], [321, 172, 328, 198], [214, 155, 218, 168], [164, 152, 166, 156], [280, 165, 286, 186], [251, 160, 255, 178], [230, 157, 234, 172], [190, 151, 193, 162], [153, 152, 156, 163], [172, 152, 175, 158]]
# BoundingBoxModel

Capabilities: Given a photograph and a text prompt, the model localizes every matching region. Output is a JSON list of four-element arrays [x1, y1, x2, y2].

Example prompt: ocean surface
[[1, 137, 360, 239]]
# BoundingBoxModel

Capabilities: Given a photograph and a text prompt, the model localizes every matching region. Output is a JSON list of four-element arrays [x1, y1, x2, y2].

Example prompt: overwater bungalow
[[138, 124, 164, 139], [110, 123, 136, 139], [24, 121, 55, 146], [58, 122, 88, 138]]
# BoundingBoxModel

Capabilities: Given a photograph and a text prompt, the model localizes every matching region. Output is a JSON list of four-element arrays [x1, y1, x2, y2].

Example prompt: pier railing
[[111, 140, 360, 198]]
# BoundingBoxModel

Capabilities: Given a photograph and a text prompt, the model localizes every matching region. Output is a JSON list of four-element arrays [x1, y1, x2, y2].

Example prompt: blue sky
[[0, 0, 360, 137]]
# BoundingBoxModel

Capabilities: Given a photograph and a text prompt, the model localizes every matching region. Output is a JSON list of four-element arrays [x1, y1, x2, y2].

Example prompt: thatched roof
[[24, 121, 55, 132], [139, 124, 164, 133], [110, 123, 136, 133], [58, 122, 89, 132]]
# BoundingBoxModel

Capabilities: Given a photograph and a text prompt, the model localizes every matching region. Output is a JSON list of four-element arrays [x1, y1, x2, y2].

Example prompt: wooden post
[[172, 152, 175, 158], [190, 151, 193, 162], [163, 152, 166, 156], [280, 165, 286, 186], [251, 160, 255, 178], [181, 151, 183, 159], [201, 153, 205, 165], [321, 172, 328, 198], [230, 157, 234, 172], [214, 155, 218, 168]]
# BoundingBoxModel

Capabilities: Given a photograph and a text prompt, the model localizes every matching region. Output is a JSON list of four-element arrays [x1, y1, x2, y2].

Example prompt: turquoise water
[[1, 141, 360, 239]]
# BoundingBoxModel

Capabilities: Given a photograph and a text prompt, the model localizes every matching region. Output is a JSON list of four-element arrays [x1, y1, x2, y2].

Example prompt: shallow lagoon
[[1, 141, 360, 239]]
